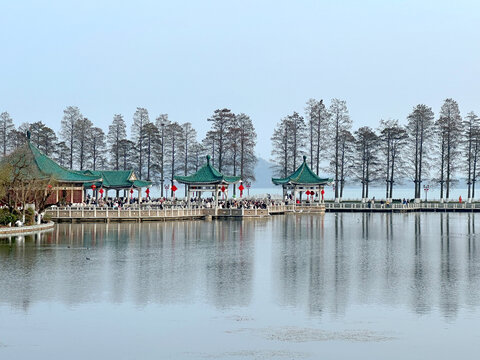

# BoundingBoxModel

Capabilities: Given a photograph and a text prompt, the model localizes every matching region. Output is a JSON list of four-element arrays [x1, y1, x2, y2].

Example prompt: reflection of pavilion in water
[[0, 221, 256, 311], [271, 213, 480, 319]]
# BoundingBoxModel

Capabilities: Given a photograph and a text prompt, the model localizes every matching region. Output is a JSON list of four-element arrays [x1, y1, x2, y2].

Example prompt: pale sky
[[1, 0, 479, 159]]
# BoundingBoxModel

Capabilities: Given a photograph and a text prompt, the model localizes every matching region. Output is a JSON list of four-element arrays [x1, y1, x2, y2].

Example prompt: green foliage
[[24, 207, 35, 225], [42, 213, 52, 223], [0, 208, 18, 226]]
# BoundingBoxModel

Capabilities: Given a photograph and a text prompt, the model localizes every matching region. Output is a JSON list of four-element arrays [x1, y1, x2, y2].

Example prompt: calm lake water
[[1, 214, 480, 359]]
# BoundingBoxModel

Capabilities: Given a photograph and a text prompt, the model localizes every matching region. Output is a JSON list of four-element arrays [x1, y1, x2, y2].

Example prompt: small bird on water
[[86, 257, 91, 260]]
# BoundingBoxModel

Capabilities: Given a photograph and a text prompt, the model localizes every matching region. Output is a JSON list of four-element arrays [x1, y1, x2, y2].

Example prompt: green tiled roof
[[174, 155, 241, 185], [272, 156, 332, 186], [83, 170, 151, 189], [2, 141, 102, 183]]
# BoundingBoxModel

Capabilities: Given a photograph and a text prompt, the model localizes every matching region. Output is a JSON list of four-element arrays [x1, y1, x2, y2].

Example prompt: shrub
[[24, 207, 35, 225], [0, 208, 18, 226]]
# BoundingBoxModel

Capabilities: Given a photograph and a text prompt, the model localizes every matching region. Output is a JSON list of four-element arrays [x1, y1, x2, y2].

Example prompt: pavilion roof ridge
[[174, 155, 241, 185], [272, 155, 332, 186]]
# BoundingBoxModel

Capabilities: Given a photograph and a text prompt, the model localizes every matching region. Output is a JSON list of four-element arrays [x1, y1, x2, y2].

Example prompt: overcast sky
[[1, 0, 479, 159]]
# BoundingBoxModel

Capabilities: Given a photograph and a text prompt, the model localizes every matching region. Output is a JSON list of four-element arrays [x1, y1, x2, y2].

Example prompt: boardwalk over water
[[44, 201, 480, 222]]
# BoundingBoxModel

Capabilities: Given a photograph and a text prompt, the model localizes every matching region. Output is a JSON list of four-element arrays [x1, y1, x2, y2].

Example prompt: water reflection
[[1, 214, 480, 319], [272, 213, 480, 319]]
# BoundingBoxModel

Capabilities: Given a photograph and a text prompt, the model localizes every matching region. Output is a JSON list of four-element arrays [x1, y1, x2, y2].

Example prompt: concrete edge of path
[[0, 221, 55, 237]]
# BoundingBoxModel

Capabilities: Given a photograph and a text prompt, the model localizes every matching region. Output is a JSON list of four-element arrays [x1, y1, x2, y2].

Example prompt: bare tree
[[235, 113, 257, 182], [74, 117, 93, 170], [29, 121, 58, 157], [271, 117, 290, 178], [305, 99, 330, 174], [406, 104, 435, 200], [164, 122, 185, 196], [141, 122, 160, 181], [435, 99, 463, 200], [354, 127, 380, 200], [60, 106, 82, 169], [155, 114, 170, 197], [89, 127, 106, 171], [118, 139, 137, 171], [463, 111, 480, 201], [131, 107, 150, 178], [107, 114, 127, 170], [329, 99, 352, 201], [207, 109, 235, 172], [378, 119, 408, 200], [0, 112, 15, 157]]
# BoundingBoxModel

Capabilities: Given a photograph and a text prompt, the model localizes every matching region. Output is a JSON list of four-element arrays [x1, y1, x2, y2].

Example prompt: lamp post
[[423, 184, 430, 202]]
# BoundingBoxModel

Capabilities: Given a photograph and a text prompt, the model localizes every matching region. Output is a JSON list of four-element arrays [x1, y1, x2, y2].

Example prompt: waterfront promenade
[[44, 201, 480, 222]]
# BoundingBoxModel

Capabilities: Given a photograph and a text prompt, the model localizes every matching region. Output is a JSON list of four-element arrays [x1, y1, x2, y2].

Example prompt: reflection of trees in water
[[439, 214, 459, 318], [410, 213, 432, 314], [205, 220, 254, 308], [272, 213, 480, 319], [0, 221, 255, 310]]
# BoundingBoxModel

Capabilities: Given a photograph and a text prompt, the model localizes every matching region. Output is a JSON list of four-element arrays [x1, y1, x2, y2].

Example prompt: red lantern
[[321, 188, 325, 201], [238, 183, 244, 197], [171, 184, 178, 192], [221, 186, 226, 192], [146, 188, 150, 196], [47, 184, 52, 189], [130, 188, 134, 194], [91, 184, 96, 190], [99, 188, 104, 197], [306, 190, 311, 196]]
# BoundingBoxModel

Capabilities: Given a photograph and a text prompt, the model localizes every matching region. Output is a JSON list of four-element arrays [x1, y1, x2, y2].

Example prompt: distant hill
[[253, 157, 275, 188]]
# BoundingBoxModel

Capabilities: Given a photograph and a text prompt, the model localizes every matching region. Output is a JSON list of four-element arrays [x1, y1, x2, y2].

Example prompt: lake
[[1, 213, 480, 359]]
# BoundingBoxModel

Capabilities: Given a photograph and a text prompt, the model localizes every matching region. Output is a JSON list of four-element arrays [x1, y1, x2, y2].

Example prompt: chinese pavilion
[[272, 155, 332, 203], [174, 155, 241, 207]]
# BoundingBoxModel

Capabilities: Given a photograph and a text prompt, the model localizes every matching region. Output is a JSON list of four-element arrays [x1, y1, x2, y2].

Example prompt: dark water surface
[[1, 213, 480, 359]]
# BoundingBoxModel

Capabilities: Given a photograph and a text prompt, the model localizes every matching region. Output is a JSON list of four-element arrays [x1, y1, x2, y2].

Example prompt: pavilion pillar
[[214, 185, 219, 209], [138, 188, 142, 205], [187, 186, 191, 208], [116, 189, 120, 199], [81, 188, 84, 204], [70, 187, 74, 203]]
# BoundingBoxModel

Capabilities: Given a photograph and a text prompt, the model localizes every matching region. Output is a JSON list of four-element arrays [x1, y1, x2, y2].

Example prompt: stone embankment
[[0, 221, 55, 236]]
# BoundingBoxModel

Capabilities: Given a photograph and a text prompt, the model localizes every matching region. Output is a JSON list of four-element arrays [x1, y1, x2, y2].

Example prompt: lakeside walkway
[[44, 201, 480, 222]]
